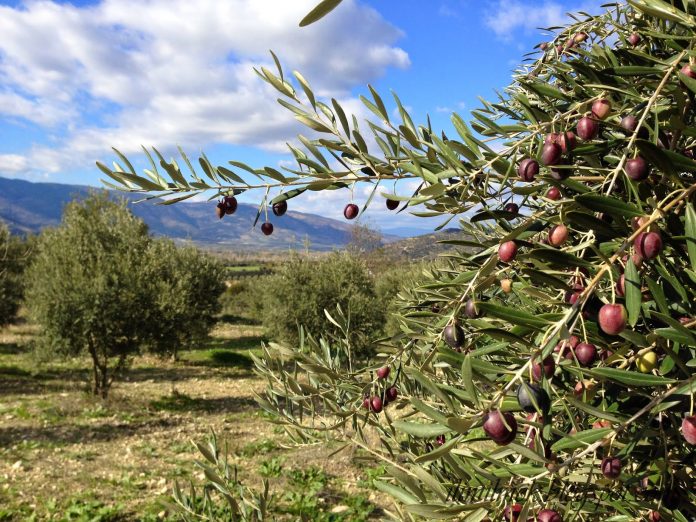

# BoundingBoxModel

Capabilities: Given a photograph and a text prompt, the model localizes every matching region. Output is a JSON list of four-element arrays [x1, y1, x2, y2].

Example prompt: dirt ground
[[0, 322, 388, 521]]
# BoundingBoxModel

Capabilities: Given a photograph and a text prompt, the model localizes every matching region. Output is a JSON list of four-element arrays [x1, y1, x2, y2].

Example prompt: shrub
[[103, 0, 696, 519], [145, 239, 226, 359], [218, 275, 267, 324], [374, 263, 424, 337], [258, 252, 384, 356]]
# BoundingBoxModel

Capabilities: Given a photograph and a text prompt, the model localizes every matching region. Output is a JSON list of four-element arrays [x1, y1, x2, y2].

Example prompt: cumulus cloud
[[483, 1, 603, 39], [0, 0, 409, 177], [0, 154, 29, 173]]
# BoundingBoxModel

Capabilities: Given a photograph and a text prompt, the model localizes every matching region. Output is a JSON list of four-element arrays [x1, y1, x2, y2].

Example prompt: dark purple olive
[[546, 187, 561, 200], [443, 324, 465, 349], [517, 383, 551, 414], [532, 356, 555, 381], [620, 115, 638, 133], [498, 241, 518, 263], [464, 298, 481, 319], [261, 222, 274, 236], [681, 64, 696, 79], [518, 158, 540, 181], [577, 116, 599, 140], [625, 157, 649, 181], [483, 411, 517, 445], [592, 99, 611, 120], [549, 159, 571, 180], [371, 396, 383, 413], [272, 200, 287, 217], [601, 456, 622, 479], [634, 231, 663, 260], [616, 273, 626, 297], [575, 343, 597, 366], [541, 143, 562, 166], [224, 196, 238, 215], [559, 131, 577, 153], [504, 203, 519, 214], [344, 203, 359, 220]]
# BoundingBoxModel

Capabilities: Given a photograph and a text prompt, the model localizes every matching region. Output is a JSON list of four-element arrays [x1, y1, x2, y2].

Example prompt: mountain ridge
[[0, 176, 372, 251]]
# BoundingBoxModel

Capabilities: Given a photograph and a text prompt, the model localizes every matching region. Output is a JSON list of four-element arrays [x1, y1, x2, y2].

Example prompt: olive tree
[[25, 193, 226, 396], [0, 223, 29, 326], [258, 252, 384, 357], [101, 0, 695, 519], [145, 239, 227, 360]]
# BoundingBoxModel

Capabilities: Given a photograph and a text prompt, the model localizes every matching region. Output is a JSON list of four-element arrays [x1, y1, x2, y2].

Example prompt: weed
[[238, 438, 278, 457], [258, 457, 284, 477]]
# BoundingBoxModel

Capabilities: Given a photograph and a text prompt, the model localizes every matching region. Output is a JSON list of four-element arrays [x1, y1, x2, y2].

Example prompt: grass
[[0, 321, 386, 521]]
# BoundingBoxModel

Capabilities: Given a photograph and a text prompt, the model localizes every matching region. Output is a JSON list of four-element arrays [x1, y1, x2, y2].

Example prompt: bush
[[0, 223, 29, 326], [25, 193, 226, 396], [257, 252, 384, 356], [145, 239, 227, 359], [104, 1, 696, 519], [374, 263, 424, 337]]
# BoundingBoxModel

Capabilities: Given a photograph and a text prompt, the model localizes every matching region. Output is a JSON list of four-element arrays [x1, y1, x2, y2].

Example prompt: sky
[[0, 0, 606, 236]]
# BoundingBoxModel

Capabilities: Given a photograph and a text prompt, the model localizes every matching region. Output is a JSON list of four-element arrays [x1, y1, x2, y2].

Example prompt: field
[[0, 320, 387, 521]]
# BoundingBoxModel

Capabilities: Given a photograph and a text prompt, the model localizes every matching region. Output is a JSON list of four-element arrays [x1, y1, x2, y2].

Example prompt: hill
[[379, 228, 475, 260]]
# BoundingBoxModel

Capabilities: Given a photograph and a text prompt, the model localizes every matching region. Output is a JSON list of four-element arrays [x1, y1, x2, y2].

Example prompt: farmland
[[0, 318, 387, 521]]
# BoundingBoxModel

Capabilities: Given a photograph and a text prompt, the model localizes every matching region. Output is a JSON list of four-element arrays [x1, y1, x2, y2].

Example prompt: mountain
[[0, 177, 380, 251], [379, 228, 475, 260]]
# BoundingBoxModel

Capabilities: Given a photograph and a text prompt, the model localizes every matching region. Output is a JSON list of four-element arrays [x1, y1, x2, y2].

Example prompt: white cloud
[[0, 154, 29, 173], [483, 1, 603, 39], [0, 0, 409, 177]]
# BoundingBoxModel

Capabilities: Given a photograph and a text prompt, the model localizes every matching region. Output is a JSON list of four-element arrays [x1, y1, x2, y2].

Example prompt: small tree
[[25, 193, 153, 396], [0, 223, 29, 326], [145, 239, 227, 359], [259, 252, 385, 356], [25, 193, 226, 396]]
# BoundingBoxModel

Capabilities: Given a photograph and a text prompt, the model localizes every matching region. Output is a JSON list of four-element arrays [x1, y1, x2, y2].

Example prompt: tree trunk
[[99, 364, 109, 399], [87, 336, 110, 398], [87, 338, 100, 396]]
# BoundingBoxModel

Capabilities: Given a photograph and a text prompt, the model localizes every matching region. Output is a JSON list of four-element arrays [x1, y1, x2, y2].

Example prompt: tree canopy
[[25, 193, 226, 396]]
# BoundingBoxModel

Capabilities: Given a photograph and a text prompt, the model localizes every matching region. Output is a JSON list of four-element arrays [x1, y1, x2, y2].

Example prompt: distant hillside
[[380, 228, 476, 260], [0, 176, 374, 251]]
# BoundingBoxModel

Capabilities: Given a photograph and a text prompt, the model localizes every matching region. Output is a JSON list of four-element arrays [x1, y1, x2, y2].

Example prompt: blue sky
[[0, 0, 603, 235]]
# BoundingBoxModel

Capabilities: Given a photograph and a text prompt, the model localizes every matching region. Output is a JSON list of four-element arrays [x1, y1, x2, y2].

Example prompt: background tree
[[25, 193, 154, 397], [0, 223, 30, 326], [25, 193, 226, 396], [258, 252, 384, 357], [145, 239, 226, 360], [103, 0, 696, 519], [346, 222, 384, 257]]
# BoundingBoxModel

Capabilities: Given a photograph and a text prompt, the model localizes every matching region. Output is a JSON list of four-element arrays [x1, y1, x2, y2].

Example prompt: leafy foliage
[[103, 0, 696, 519], [145, 239, 226, 359], [170, 432, 272, 521], [25, 193, 226, 396], [257, 252, 384, 357], [0, 223, 30, 326]]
